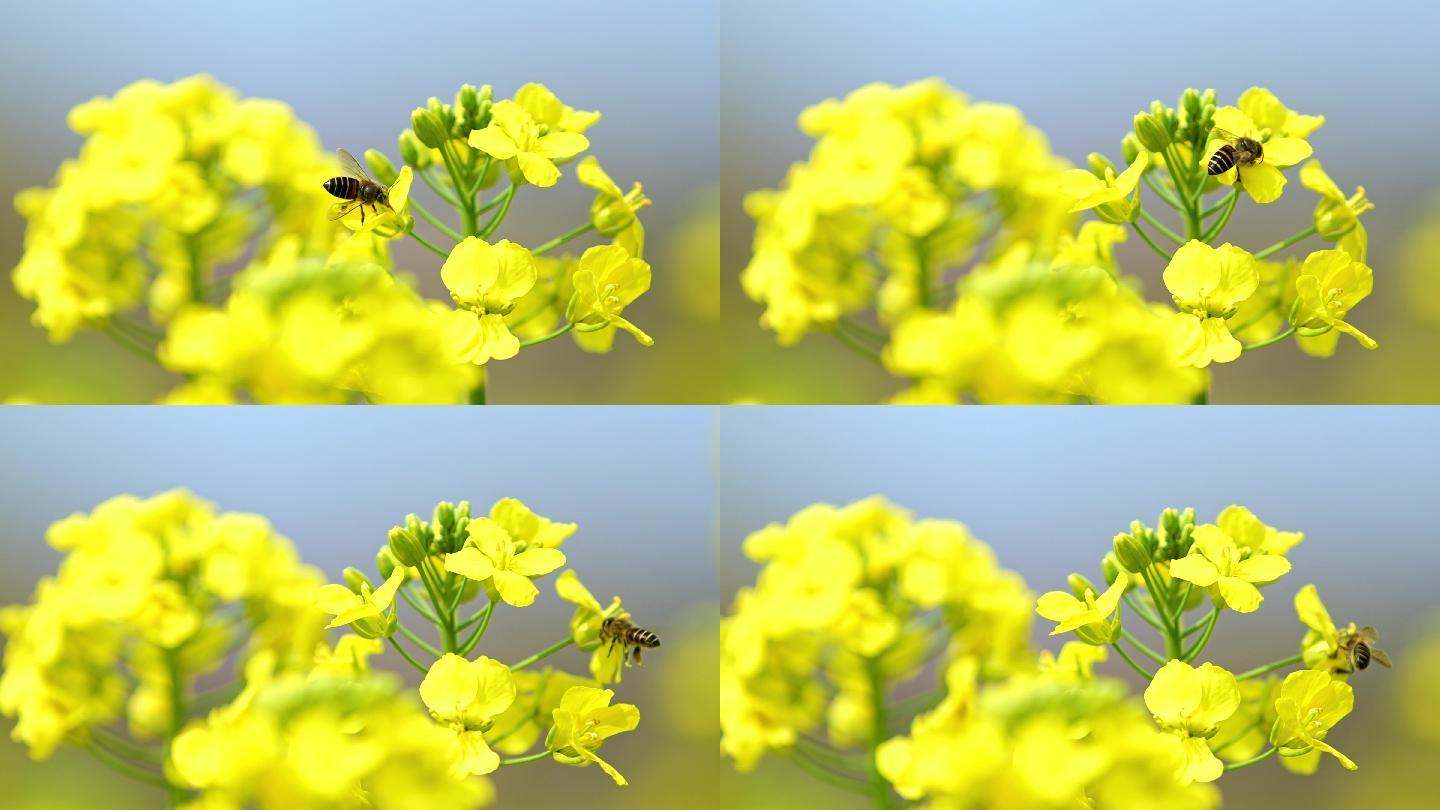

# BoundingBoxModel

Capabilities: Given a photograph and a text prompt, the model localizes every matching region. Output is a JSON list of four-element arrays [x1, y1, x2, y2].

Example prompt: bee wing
[[336, 148, 374, 183], [1370, 647, 1393, 668], [1209, 127, 1241, 143], [328, 199, 362, 221]]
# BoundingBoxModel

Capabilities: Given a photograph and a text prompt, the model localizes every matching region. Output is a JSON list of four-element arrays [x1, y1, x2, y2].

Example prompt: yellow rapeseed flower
[[1035, 578, 1126, 643], [1059, 153, 1148, 222], [419, 653, 516, 776], [1205, 88, 1319, 204], [440, 237, 539, 364], [443, 518, 566, 607], [1292, 248, 1377, 356], [1168, 524, 1291, 613], [568, 244, 654, 350], [1163, 241, 1260, 367], [1271, 669, 1357, 772], [467, 100, 589, 188], [546, 686, 640, 785]]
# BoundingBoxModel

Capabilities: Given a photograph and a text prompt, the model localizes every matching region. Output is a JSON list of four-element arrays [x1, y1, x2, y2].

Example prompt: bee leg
[[633, 647, 643, 667]]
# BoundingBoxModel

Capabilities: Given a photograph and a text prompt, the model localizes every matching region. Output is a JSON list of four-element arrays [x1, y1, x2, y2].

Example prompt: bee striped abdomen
[[1207, 145, 1237, 176], [1354, 642, 1371, 670], [324, 176, 361, 200], [631, 629, 660, 648]]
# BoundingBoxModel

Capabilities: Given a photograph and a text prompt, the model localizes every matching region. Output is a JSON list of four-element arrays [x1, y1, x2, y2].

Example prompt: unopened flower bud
[[1068, 573, 1098, 600], [376, 546, 400, 580], [398, 131, 431, 169], [1120, 133, 1142, 165], [1087, 152, 1116, 178], [1101, 552, 1122, 585], [1134, 112, 1171, 152], [1113, 532, 1152, 573], [364, 149, 398, 186], [343, 567, 371, 594], [388, 526, 425, 567], [411, 107, 448, 149]]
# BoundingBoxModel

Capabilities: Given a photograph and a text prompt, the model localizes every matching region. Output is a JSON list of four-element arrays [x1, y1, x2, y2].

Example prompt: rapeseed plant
[[1, 493, 647, 808], [721, 499, 1385, 808], [742, 80, 1377, 402], [11, 76, 654, 403]]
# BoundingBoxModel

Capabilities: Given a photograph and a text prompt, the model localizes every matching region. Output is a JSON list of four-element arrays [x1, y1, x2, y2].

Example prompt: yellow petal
[[534, 131, 590, 161], [1216, 577, 1263, 613], [1168, 553, 1219, 587], [445, 547, 497, 581], [492, 570, 540, 607], [516, 151, 561, 188], [1233, 553, 1291, 584], [510, 547, 566, 577], [1261, 137, 1311, 168], [1239, 162, 1286, 204], [468, 126, 517, 160]]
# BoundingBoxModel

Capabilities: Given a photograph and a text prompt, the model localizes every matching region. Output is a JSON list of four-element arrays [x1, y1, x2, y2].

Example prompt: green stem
[[418, 168, 460, 207], [396, 623, 441, 658], [831, 322, 886, 366], [1224, 746, 1278, 771], [1111, 642, 1155, 680], [86, 743, 170, 788], [533, 222, 597, 256], [1129, 221, 1174, 261], [1182, 608, 1220, 662], [1241, 326, 1297, 353], [785, 750, 872, 795], [479, 184, 517, 239], [410, 199, 462, 242], [1143, 173, 1183, 210], [99, 323, 162, 367], [163, 649, 188, 807], [399, 586, 440, 624], [510, 637, 575, 671], [1118, 628, 1168, 665], [92, 727, 164, 764], [1201, 189, 1240, 243], [1236, 654, 1304, 681], [1171, 582, 1195, 627], [457, 599, 498, 657], [863, 657, 895, 810], [408, 228, 451, 258], [519, 321, 575, 348], [914, 238, 931, 308], [1123, 594, 1167, 632], [386, 636, 430, 673], [498, 750, 552, 767], [458, 601, 496, 631], [1138, 208, 1185, 245], [1253, 225, 1319, 260]]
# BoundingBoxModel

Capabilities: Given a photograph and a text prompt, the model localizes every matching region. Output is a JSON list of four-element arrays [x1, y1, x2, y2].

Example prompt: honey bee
[[1335, 624, 1391, 674], [600, 616, 660, 667], [1206, 128, 1264, 177], [323, 148, 393, 225]]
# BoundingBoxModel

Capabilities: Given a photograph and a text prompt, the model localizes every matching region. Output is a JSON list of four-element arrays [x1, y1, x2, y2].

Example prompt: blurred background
[[720, 0, 1440, 403], [0, 407, 719, 809], [718, 406, 1440, 809], [0, 0, 719, 404]]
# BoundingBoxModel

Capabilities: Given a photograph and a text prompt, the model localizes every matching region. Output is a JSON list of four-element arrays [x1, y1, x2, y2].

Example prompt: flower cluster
[[719, 497, 1034, 780], [10, 76, 655, 403], [723, 499, 1387, 808], [742, 81, 1378, 403], [314, 498, 644, 792], [1036, 505, 1385, 784], [1, 494, 648, 808], [0, 490, 325, 764]]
